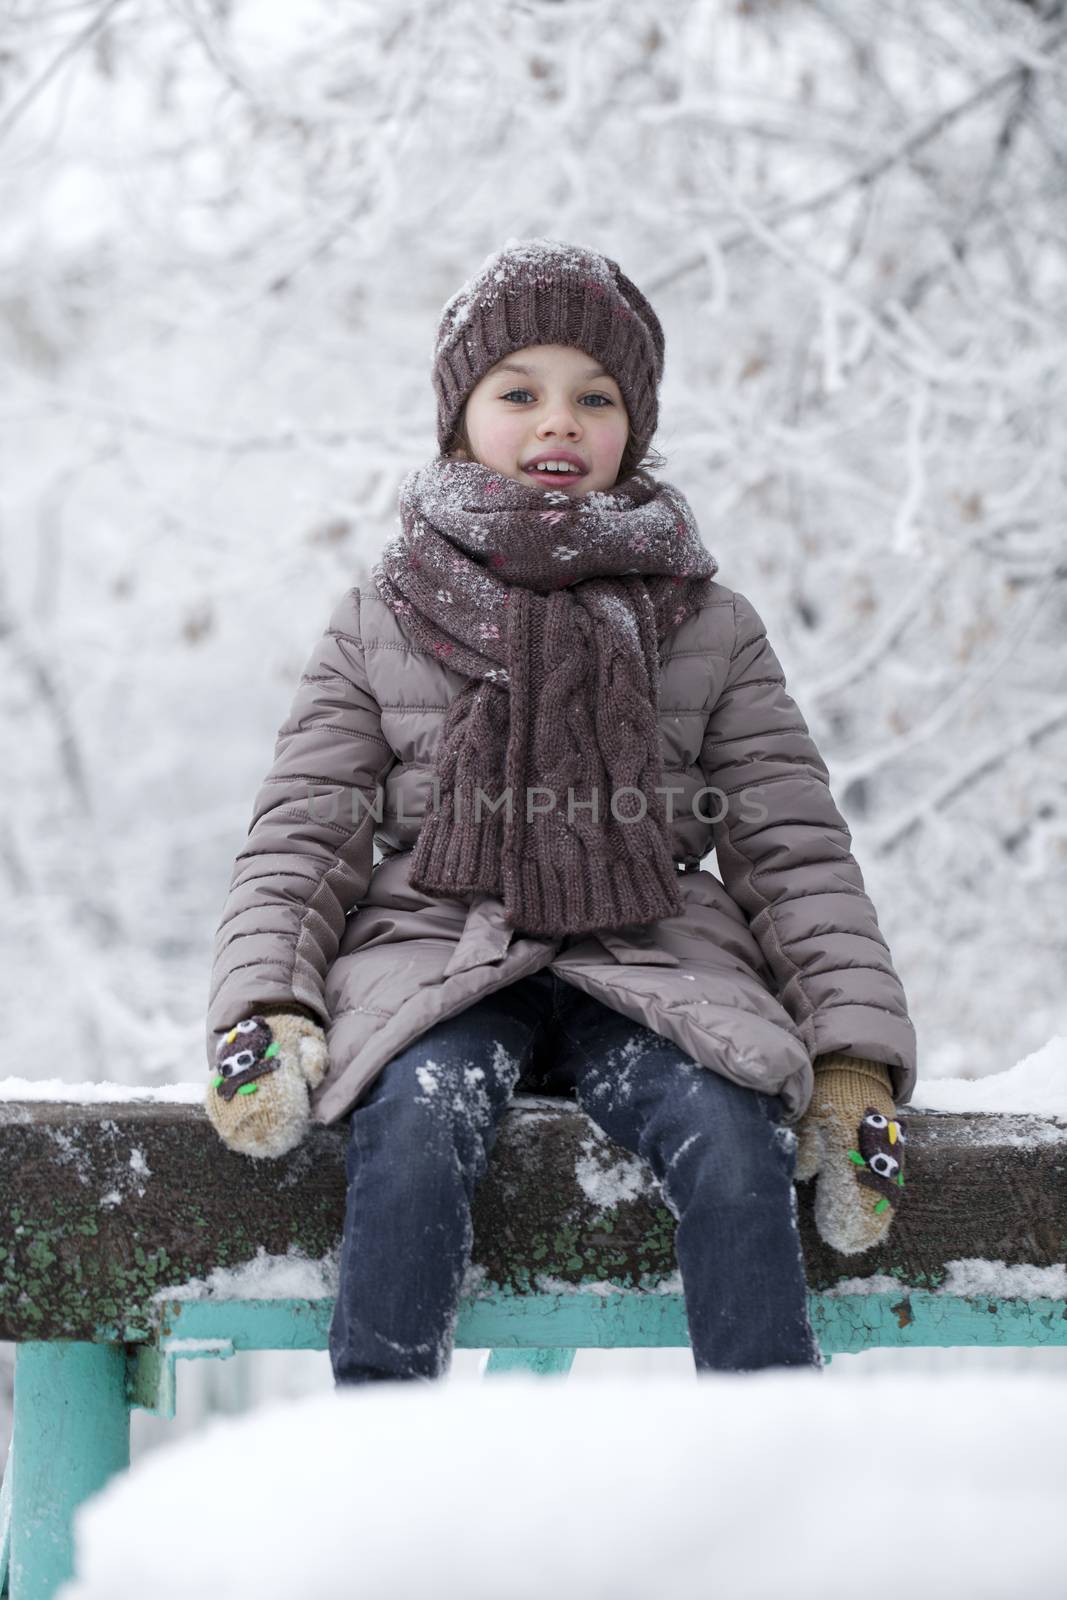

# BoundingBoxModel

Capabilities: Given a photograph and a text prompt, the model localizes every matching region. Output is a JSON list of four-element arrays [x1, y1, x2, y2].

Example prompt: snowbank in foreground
[[59, 1371, 1066, 1600]]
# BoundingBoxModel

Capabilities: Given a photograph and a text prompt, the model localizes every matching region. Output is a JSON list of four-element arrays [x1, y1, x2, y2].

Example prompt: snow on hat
[[432, 237, 665, 466]]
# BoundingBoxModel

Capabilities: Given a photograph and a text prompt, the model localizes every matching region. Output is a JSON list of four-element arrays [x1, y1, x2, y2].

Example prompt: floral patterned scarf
[[372, 455, 719, 938]]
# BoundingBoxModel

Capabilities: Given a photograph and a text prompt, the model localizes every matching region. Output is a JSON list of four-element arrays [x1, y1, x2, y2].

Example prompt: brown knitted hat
[[432, 237, 665, 466]]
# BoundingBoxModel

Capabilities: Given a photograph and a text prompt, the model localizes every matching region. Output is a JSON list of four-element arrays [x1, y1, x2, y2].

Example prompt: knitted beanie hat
[[432, 237, 665, 466]]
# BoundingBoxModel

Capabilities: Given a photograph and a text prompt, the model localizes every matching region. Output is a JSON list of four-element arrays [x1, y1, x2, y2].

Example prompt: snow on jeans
[[328, 965, 823, 1382]]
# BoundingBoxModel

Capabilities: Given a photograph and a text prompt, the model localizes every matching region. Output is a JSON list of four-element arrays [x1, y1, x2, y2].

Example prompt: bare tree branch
[[0, 0, 128, 144]]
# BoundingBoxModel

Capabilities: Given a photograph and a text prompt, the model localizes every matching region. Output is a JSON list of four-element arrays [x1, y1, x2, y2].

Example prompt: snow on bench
[[1, 1038, 1066, 1352]]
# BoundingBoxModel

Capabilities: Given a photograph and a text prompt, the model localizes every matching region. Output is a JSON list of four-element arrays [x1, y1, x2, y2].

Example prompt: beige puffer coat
[[206, 582, 916, 1125]]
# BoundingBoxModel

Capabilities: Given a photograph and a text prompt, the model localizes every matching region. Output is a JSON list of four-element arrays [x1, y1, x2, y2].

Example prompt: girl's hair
[[445, 407, 667, 492]]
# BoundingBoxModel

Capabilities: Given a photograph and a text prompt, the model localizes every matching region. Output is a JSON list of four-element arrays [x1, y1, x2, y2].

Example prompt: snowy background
[[2, 0, 1066, 1504]]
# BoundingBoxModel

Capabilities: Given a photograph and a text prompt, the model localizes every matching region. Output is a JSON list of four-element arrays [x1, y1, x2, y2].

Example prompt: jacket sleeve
[[205, 587, 397, 1062], [699, 590, 917, 1104]]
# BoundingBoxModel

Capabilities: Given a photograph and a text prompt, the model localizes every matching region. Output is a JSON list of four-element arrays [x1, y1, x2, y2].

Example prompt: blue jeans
[[328, 966, 822, 1382]]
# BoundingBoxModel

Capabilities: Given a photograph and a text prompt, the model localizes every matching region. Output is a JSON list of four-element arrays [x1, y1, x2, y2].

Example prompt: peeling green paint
[[4, 1100, 1066, 1342], [0, 1183, 323, 1340]]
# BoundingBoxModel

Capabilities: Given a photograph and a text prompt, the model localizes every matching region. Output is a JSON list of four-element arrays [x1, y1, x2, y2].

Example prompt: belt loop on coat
[[442, 893, 516, 978]]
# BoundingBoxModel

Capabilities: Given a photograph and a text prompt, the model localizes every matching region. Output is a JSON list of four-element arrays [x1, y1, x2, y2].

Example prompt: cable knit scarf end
[[372, 456, 719, 939]]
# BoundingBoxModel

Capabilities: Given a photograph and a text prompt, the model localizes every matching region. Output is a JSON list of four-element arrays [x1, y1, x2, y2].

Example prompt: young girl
[[205, 238, 916, 1382]]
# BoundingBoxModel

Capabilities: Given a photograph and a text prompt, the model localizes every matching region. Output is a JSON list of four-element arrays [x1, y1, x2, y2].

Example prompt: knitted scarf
[[372, 456, 719, 939]]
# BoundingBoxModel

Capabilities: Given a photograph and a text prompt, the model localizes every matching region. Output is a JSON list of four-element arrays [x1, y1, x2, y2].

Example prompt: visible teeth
[[532, 461, 580, 473]]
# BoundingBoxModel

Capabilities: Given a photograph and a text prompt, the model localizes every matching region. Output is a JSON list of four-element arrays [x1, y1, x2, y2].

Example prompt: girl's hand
[[206, 1008, 328, 1159], [794, 1054, 906, 1254]]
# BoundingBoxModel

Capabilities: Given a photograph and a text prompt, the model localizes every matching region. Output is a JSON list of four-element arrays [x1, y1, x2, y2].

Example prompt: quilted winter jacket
[[206, 582, 917, 1126]]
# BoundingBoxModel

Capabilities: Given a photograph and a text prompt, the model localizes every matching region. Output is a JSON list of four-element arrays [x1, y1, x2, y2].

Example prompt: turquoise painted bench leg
[[9, 1343, 130, 1600], [484, 1347, 576, 1376]]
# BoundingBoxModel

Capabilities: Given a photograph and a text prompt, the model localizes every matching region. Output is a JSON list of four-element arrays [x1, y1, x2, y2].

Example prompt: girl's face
[[449, 343, 631, 495]]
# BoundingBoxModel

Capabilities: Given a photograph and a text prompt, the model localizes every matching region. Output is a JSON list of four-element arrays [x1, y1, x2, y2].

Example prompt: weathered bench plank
[[2, 1096, 1064, 1341]]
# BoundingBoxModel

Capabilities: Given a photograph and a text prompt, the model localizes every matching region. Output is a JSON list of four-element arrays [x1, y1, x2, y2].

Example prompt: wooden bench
[[1, 1091, 1065, 1599]]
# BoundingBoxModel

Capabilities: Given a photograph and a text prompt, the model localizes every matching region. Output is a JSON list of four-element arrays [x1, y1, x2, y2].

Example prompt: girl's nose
[[538, 407, 582, 437]]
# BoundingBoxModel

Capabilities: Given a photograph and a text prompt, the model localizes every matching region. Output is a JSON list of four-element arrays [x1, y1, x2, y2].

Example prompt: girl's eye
[[500, 389, 612, 408]]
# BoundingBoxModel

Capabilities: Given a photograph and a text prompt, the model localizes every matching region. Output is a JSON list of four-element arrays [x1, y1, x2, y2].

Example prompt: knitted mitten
[[206, 1007, 328, 1160], [794, 1053, 907, 1255]]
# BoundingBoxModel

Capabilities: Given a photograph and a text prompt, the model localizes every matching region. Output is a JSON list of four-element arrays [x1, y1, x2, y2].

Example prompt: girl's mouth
[[522, 465, 586, 483]]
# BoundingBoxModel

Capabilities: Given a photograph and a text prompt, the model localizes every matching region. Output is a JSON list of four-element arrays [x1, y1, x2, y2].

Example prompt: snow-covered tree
[[1, 0, 1064, 1091]]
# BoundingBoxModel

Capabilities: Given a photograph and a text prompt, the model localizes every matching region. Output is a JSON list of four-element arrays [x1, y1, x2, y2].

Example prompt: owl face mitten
[[206, 1007, 328, 1160], [793, 1053, 906, 1255]]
